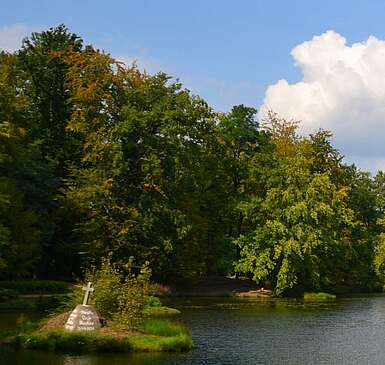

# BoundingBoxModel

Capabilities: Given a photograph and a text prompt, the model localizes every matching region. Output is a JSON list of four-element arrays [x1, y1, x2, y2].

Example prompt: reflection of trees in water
[[63, 355, 94, 365], [62, 353, 178, 365]]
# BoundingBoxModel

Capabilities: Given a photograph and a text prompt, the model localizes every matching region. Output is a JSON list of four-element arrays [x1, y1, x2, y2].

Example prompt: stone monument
[[64, 282, 101, 331]]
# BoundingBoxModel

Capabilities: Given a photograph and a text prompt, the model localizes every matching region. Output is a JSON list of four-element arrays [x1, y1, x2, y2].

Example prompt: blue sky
[[2, 1, 385, 171]]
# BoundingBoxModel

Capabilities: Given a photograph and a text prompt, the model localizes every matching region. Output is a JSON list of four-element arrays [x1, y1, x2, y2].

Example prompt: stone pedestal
[[64, 304, 101, 331]]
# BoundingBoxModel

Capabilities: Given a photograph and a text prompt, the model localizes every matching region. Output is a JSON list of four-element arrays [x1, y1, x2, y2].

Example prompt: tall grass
[[140, 318, 189, 337], [16, 330, 133, 352], [12, 325, 193, 353], [303, 292, 336, 301]]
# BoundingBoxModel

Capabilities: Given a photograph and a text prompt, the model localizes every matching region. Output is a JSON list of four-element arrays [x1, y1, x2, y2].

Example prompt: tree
[[65, 48, 221, 280], [0, 53, 40, 277], [13, 25, 85, 278], [235, 115, 357, 295], [18, 24, 83, 174]]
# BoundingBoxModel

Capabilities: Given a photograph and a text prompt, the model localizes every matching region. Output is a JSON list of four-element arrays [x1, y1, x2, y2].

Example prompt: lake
[[1, 295, 385, 364]]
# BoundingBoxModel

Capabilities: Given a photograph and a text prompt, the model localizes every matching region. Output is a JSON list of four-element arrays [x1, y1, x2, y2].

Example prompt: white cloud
[[0, 24, 37, 52], [260, 31, 385, 173]]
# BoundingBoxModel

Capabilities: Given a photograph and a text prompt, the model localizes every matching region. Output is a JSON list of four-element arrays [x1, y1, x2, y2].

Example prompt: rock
[[64, 304, 101, 331], [235, 288, 273, 298]]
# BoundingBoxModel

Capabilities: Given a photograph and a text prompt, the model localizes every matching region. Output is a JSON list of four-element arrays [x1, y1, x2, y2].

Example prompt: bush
[[146, 296, 162, 308], [74, 257, 152, 329]]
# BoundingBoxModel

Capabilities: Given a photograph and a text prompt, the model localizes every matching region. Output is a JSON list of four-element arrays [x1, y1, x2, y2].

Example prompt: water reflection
[[61, 353, 192, 365]]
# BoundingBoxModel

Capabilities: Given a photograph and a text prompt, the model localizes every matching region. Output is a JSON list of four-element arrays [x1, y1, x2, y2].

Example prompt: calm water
[[2, 295, 385, 364]]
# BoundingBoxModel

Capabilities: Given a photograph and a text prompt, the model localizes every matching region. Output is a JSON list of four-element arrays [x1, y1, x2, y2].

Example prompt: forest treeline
[[2, 25, 385, 295]]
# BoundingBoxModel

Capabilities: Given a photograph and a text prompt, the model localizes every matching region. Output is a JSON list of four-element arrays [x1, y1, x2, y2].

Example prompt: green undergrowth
[[303, 292, 336, 301], [5, 318, 192, 353], [14, 330, 134, 352], [140, 318, 188, 337]]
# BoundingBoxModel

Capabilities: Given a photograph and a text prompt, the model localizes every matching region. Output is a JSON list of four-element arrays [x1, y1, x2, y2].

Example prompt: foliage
[[81, 257, 151, 329], [146, 296, 162, 307], [235, 114, 360, 295], [2, 24, 385, 296]]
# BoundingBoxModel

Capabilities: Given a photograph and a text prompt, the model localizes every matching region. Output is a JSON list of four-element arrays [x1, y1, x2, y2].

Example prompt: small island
[[4, 260, 192, 353]]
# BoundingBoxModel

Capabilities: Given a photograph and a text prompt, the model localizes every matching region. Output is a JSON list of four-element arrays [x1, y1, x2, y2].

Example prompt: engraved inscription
[[64, 304, 101, 331]]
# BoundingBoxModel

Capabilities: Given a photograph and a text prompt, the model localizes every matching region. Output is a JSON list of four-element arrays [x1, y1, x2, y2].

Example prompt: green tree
[[18, 24, 83, 174], [235, 115, 357, 295], [15, 25, 84, 278], [0, 53, 40, 277], [65, 48, 221, 280]]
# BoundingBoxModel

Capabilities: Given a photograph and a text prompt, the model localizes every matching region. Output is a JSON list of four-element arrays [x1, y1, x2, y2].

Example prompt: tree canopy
[[1, 25, 385, 295]]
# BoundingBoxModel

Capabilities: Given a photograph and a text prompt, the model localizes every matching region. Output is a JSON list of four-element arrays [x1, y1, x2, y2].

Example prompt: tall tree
[[13, 25, 85, 277], [235, 114, 358, 295], [0, 52, 40, 278], [65, 48, 222, 280]]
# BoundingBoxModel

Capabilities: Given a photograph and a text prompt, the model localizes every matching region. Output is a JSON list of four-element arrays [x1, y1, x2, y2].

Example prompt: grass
[[303, 292, 337, 301], [143, 306, 181, 316], [3, 317, 192, 353], [140, 318, 188, 337], [135, 319, 192, 352], [130, 333, 192, 352], [14, 330, 133, 352]]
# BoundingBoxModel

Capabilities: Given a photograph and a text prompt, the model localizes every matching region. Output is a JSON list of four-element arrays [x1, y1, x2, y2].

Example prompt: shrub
[[111, 265, 151, 329], [87, 260, 122, 319], [74, 256, 152, 329], [146, 296, 162, 308]]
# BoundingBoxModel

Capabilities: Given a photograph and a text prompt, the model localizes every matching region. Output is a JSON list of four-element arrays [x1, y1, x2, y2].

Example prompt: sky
[[1, 0, 385, 173]]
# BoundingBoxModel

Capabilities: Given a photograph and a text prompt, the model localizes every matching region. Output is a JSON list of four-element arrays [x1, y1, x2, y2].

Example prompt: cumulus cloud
[[260, 31, 385, 172], [0, 23, 37, 52]]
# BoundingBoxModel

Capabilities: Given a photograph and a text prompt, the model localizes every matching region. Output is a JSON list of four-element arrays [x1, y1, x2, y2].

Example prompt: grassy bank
[[0, 280, 71, 311], [4, 317, 192, 353], [0, 295, 66, 311], [303, 292, 336, 301], [0, 280, 71, 294]]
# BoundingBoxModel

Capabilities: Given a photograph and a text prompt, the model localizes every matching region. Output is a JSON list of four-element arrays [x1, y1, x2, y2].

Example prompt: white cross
[[82, 282, 94, 305]]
